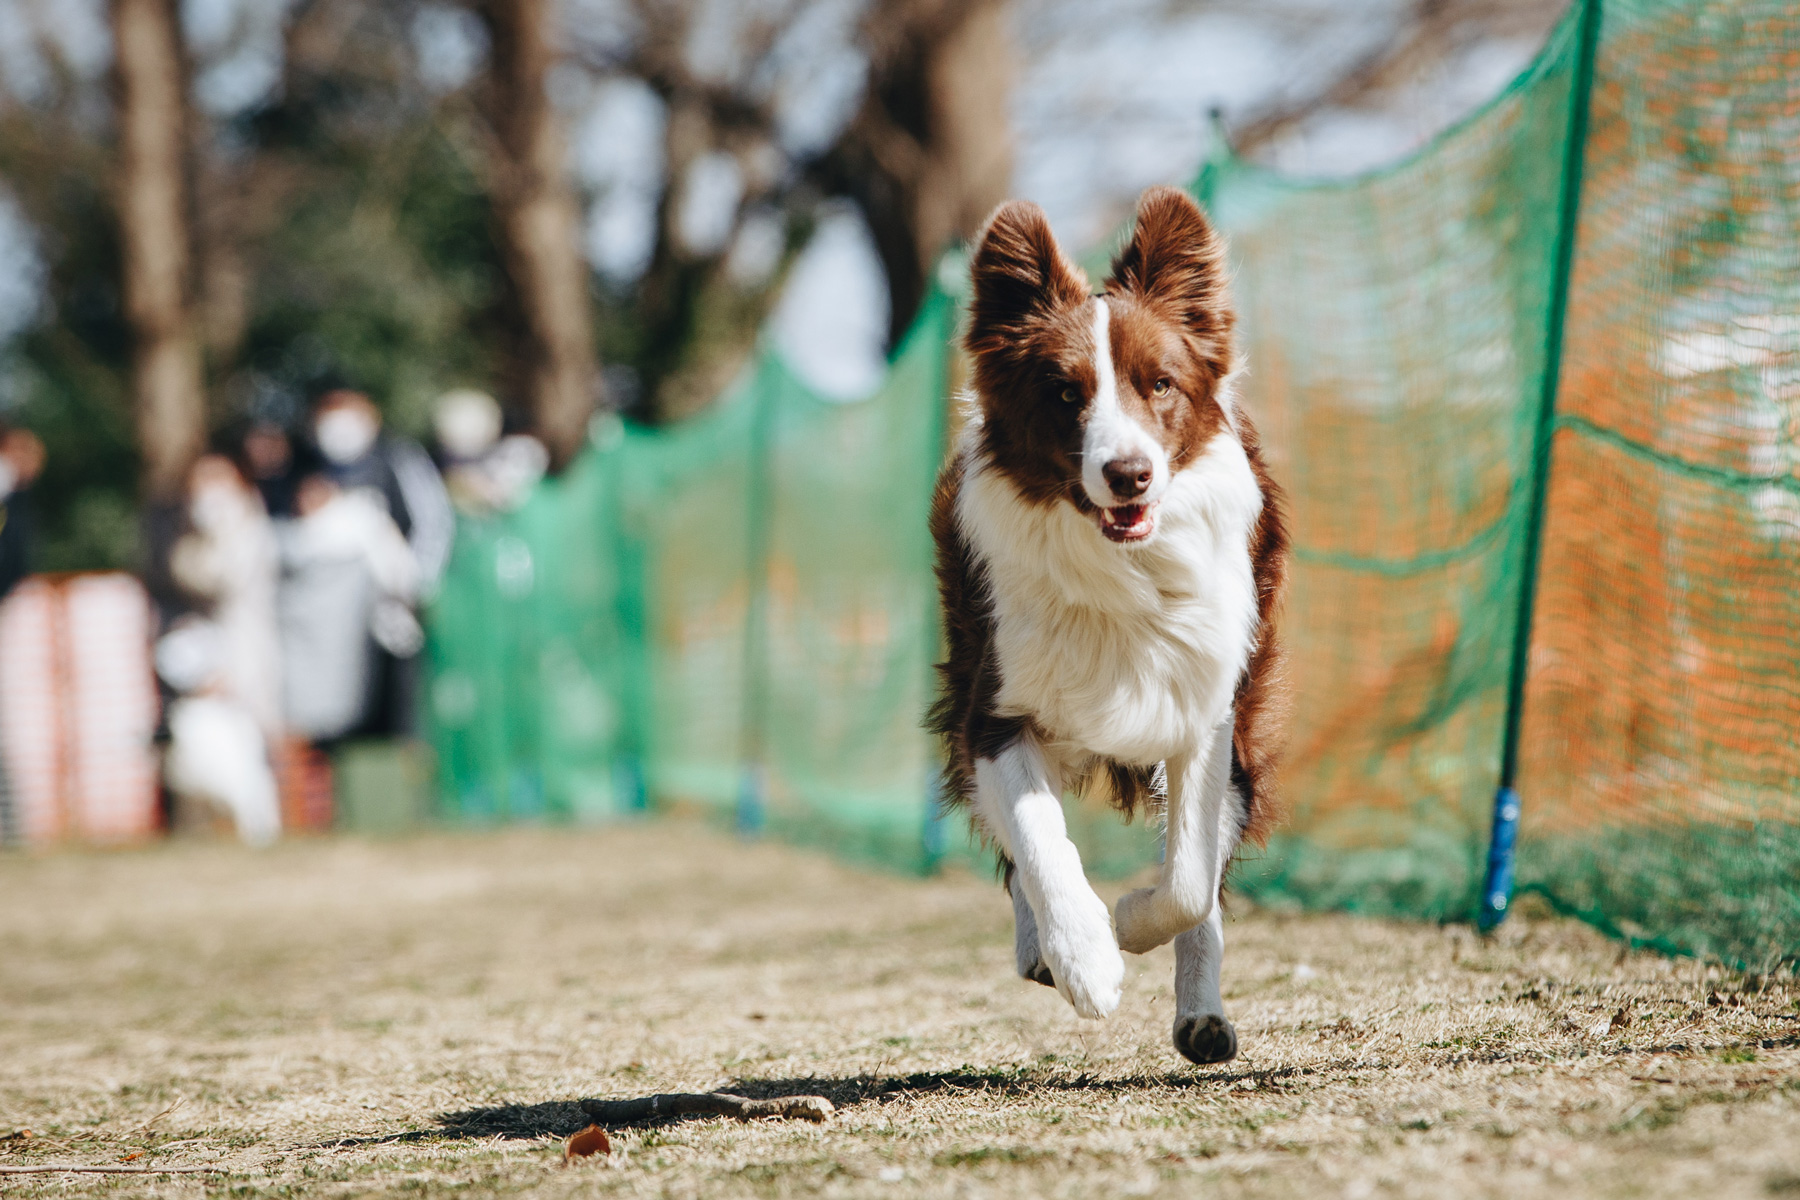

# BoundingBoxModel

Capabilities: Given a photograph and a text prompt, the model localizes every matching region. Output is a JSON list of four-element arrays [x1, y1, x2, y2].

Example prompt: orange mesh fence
[[1512, 0, 1800, 967], [1210, 0, 1797, 967], [1205, 2, 1589, 922]]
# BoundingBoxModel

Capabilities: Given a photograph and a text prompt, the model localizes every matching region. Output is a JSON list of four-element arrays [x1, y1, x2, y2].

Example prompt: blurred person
[[169, 454, 284, 740], [310, 390, 451, 739], [311, 389, 454, 592], [431, 388, 549, 516], [237, 420, 301, 518], [0, 425, 45, 600], [154, 618, 282, 847], [0, 423, 44, 846], [278, 472, 421, 743]]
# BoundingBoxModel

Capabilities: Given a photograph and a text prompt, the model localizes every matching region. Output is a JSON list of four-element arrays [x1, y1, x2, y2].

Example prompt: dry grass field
[[1, 821, 1796, 1199]]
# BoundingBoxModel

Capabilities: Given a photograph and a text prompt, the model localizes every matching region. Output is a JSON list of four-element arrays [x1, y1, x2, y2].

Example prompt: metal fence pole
[[1481, 0, 1604, 931]]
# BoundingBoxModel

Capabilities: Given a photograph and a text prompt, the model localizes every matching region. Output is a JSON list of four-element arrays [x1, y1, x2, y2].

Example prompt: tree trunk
[[828, 0, 1015, 348], [477, 0, 601, 471], [112, 0, 205, 503], [913, 0, 1014, 285]]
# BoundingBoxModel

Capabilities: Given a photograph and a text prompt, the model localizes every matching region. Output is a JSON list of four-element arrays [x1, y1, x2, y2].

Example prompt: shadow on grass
[[317, 1021, 1800, 1149], [385, 1060, 1328, 1143], [312, 1100, 595, 1148]]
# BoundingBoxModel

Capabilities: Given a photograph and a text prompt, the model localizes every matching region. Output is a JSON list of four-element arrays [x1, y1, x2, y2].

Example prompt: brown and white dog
[[930, 187, 1288, 1065]]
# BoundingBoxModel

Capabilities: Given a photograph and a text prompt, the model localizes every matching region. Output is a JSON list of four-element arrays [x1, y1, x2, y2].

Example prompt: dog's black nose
[[1102, 455, 1154, 498]]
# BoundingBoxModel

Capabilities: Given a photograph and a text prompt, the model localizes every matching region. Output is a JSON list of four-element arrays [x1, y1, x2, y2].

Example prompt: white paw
[[1114, 886, 1177, 955], [1040, 893, 1124, 1019]]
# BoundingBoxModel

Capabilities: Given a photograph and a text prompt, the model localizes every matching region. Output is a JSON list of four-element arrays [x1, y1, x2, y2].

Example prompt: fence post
[[1196, 107, 1227, 214], [737, 366, 778, 836], [601, 419, 652, 816], [1481, 0, 1603, 931]]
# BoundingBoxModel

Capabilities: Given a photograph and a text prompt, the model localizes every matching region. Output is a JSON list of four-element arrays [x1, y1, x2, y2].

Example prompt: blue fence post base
[[612, 755, 648, 815], [1478, 785, 1522, 932], [735, 764, 767, 838]]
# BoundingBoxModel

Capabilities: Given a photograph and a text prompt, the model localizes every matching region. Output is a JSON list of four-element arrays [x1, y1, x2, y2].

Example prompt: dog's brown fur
[[931, 186, 1288, 846]]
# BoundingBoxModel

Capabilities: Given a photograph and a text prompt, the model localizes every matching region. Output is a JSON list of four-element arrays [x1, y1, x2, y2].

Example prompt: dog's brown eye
[[1061, 386, 1081, 404], [1152, 378, 1172, 397]]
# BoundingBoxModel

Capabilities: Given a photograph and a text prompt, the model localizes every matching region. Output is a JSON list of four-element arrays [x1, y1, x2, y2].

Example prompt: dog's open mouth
[[1098, 502, 1157, 543]]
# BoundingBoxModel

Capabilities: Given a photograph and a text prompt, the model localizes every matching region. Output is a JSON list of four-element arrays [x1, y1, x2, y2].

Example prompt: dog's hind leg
[[976, 734, 1123, 1019], [1111, 715, 1245, 1063], [1004, 863, 1056, 988]]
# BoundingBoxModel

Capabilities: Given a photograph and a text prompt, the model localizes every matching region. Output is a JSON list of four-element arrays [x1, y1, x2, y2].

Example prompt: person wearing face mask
[[168, 455, 284, 744], [311, 390, 453, 593], [277, 472, 422, 742], [307, 389, 452, 739], [431, 388, 549, 517], [158, 455, 285, 844]]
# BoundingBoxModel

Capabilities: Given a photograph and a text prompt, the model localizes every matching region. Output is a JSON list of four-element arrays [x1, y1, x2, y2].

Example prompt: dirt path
[[0, 823, 1794, 1198]]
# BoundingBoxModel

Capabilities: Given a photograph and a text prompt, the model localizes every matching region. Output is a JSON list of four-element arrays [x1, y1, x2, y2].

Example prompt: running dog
[[930, 186, 1288, 1065]]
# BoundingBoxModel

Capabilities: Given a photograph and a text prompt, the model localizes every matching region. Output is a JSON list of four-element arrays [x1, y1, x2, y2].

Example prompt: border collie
[[930, 187, 1288, 1065]]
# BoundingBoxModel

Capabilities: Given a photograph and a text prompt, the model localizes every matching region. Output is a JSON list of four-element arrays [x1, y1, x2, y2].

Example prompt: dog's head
[[964, 186, 1237, 545]]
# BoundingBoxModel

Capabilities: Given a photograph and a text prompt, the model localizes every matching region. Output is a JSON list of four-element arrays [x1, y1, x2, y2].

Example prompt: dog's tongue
[[1099, 503, 1155, 541], [1103, 504, 1146, 527]]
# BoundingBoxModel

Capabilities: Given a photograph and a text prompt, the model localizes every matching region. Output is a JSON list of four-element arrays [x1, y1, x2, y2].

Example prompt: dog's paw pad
[[1023, 961, 1056, 988], [1174, 1014, 1238, 1065]]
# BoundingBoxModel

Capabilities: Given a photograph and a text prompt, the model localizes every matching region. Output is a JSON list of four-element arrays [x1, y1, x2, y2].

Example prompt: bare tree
[[476, 0, 601, 470], [581, 3, 797, 422], [553, 0, 1016, 419], [1223, 0, 1567, 163], [111, 0, 206, 502], [825, 0, 1015, 347]]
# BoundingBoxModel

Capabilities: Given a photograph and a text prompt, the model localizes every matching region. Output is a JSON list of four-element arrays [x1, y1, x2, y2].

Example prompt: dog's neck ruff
[[954, 413, 1264, 765]]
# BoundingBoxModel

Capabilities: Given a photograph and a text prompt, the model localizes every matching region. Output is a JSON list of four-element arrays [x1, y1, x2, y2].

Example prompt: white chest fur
[[957, 426, 1263, 765]]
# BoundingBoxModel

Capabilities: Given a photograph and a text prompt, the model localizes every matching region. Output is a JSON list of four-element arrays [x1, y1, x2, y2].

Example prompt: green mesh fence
[[427, 0, 1798, 968], [429, 289, 964, 874]]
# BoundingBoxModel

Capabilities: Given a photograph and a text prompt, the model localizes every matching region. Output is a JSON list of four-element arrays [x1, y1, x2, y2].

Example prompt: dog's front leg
[[975, 735, 1123, 1019], [1113, 714, 1242, 954], [1006, 869, 1056, 987]]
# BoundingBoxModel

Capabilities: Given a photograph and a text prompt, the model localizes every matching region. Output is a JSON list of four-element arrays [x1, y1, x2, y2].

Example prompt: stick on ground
[[582, 1092, 834, 1124]]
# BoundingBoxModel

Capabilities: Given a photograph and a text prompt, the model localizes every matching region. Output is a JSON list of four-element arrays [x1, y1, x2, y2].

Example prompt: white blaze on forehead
[[1081, 298, 1169, 509], [1090, 297, 1117, 423]]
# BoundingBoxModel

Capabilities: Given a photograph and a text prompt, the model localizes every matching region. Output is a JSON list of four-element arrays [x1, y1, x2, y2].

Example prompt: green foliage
[[234, 108, 508, 437], [0, 100, 138, 571], [0, 6, 513, 569]]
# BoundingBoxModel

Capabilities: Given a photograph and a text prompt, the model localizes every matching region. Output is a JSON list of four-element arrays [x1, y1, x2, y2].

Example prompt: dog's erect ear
[[1109, 186, 1234, 373], [965, 200, 1089, 362]]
